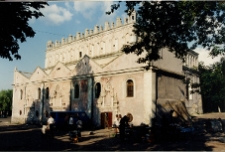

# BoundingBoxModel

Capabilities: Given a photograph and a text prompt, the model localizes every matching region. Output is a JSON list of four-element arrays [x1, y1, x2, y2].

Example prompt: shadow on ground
[[0, 118, 218, 151]]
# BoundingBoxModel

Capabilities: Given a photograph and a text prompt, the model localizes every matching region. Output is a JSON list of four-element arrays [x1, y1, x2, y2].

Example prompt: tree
[[0, 2, 48, 61], [0, 89, 13, 116], [198, 58, 225, 112], [107, 1, 225, 68]]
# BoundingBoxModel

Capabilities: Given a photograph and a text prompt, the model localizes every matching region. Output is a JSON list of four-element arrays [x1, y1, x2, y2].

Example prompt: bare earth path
[[0, 113, 225, 151]]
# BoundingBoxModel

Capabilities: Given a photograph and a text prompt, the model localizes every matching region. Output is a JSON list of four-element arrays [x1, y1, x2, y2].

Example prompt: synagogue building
[[11, 11, 202, 127]]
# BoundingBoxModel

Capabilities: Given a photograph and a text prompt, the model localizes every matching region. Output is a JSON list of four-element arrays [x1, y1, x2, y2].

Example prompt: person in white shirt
[[114, 114, 121, 134], [47, 115, 55, 137], [68, 115, 74, 131]]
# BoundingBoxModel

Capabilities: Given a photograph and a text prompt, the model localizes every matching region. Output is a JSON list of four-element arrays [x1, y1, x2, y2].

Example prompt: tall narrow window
[[46, 87, 49, 99], [79, 52, 82, 58], [127, 80, 134, 97], [20, 89, 23, 100], [95, 83, 101, 98], [74, 84, 79, 98], [38, 88, 41, 99]]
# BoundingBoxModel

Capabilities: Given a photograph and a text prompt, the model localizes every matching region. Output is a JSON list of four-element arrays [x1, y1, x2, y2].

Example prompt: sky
[[0, 1, 223, 91]]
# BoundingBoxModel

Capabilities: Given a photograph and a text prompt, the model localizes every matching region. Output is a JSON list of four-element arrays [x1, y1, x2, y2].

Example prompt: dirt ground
[[0, 113, 225, 151], [189, 112, 225, 151]]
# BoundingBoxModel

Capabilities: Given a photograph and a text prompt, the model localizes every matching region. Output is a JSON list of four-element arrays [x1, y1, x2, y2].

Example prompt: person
[[47, 115, 55, 137], [119, 115, 129, 141], [104, 113, 109, 129], [113, 114, 120, 134], [114, 114, 119, 126], [118, 114, 122, 120], [76, 116, 83, 137], [68, 115, 74, 131]]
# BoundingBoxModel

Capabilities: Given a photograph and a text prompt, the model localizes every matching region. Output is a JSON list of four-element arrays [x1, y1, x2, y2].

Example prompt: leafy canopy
[[198, 58, 225, 112], [0, 2, 48, 61], [0, 89, 13, 111], [107, 1, 225, 68]]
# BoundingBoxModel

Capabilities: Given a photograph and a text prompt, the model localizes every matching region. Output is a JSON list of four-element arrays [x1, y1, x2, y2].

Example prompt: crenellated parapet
[[45, 10, 137, 69], [46, 10, 136, 51], [183, 51, 199, 69]]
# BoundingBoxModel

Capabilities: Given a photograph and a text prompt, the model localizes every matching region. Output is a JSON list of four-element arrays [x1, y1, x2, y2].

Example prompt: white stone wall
[[45, 11, 137, 69], [92, 71, 146, 126]]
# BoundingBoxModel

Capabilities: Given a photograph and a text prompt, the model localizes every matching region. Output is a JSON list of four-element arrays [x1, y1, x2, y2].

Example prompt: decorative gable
[[72, 55, 102, 76], [29, 67, 47, 82], [48, 62, 70, 79], [15, 71, 29, 84], [103, 53, 146, 72]]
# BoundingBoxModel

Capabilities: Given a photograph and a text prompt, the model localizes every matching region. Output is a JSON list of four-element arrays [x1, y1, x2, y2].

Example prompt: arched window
[[127, 80, 134, 97], [95, 83, 101, 98], [74, 84, 79, 98], [20, 89, 23, 100], [38, 88, 41, 99], [46, 87, 49, 99]]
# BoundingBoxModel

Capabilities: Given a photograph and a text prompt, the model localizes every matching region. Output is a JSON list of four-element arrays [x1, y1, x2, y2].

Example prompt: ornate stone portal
[[98, 77, 119, 114]]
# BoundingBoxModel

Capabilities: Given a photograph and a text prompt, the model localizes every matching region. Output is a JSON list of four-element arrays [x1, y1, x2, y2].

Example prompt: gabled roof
[[71, 55, 103, 76], [17, 70, 30, 81], [101, 53, 124, 68], [18, 71, 32, 79], [47, 61, 71, 79], [29, 66, 48, 81], [15, 51, 148, 83], [102, 52, 146, 72]]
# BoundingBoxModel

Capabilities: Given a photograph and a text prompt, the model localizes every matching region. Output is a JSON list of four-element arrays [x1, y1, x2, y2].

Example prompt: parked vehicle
[[50, 111, 90, 129]]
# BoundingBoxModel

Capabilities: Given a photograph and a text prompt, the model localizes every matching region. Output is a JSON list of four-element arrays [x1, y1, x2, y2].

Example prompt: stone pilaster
[[40, 83, 45, 122], [143, 67, 156, 126], [87, 77, 93, 119]]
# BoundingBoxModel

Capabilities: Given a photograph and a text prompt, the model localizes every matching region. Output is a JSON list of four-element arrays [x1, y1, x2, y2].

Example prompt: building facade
[[11, 11, 202, 126]]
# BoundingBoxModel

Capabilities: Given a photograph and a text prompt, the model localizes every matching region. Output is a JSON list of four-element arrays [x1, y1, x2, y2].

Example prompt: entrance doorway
[[101, 112, 112, 129]]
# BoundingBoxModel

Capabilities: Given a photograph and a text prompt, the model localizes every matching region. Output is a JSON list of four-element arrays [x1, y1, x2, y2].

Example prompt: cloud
[[194, 47, 222, 66], [65, 2, 73, 11], [73, 1, 100, 20], [97, 2, 123, 26], [40, 4, 73, 25], [76, 20, 81, 24], [73, 1, 119, 23], [96, 1, 118, 24]]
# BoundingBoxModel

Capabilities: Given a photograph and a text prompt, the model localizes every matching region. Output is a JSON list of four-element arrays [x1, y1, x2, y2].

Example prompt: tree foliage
[[198, 58, 225, 112], [107, 1, 225, 68], [0, 2, 48, 61], [0, 89, 13, 112]]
